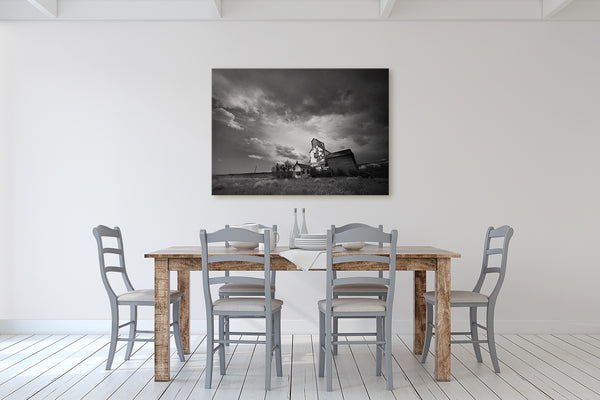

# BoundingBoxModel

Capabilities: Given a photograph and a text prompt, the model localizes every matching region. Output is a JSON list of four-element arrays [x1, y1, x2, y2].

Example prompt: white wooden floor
[[1, 333, 600, 399]]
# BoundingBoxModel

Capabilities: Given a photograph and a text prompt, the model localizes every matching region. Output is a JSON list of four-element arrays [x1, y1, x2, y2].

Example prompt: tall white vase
[[300, 208, 308, 235], [289, 208, 300, 248]]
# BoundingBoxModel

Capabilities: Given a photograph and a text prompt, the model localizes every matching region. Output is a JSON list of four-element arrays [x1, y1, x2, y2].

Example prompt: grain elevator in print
[[292, 138, 358, 179]]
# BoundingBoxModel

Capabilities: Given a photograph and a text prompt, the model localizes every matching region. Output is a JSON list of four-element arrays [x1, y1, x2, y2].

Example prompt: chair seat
[[219, 283, 275, 294], [333, 283, 388, 295], [318, 298, 386, 313], [117, 289, 182, 304], [423, 290, 489, 305], [213, 297, 283, 312]]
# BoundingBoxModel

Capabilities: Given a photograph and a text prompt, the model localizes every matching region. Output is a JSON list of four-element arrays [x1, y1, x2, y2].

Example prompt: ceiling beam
[[542, 0, 573, 19], [1, 0, 598, 21], [380, 0, 396, 18], [210, 0, 222, 18], [25, 0, 57, 18]]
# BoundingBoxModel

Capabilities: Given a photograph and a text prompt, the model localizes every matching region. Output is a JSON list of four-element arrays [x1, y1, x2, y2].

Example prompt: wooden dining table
[[145, 245, 460, 383]]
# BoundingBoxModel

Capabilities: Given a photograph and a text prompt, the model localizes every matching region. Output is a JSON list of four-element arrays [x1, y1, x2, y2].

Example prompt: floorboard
[[0, 336, 32, 352], [534, 335, 600, 383], [558, 335, 600, 359], [52, 338, 144, 399], [29, 336, 116, 400], [0, 337, 13, 345], [265, 334, 293, 400], [398, 334, 476, 400], [2, 335, 104, 400], [151, 335, 206, 400], [311, 333, 343, 400], [365, 336, 419, 400], [452, 344, 561, 399], [332, 337, 370, 399], [211, 336, 258, 400], [289, 335, 317, 400], [0, 334, 598, 399], [450, 341, 527, 400], [185, 335, 244, 400], [495, 335, 593, 400], [0, 335, 80, 390], [80, 339, 156, 399], [107, 335, 201, 400], [503, 335, 600, 398], [350, 337, 396, 400], [0, 335, 58, 369], [390, 335, 449, 400]]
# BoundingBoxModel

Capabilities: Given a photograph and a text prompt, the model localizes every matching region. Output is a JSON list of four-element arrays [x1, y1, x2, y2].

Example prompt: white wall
[[1, 20, 599, 334], [0, 25, 12, 320]]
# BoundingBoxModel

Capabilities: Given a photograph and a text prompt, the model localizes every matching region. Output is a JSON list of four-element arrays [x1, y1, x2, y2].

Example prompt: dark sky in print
[[212, 69, 389, 174]]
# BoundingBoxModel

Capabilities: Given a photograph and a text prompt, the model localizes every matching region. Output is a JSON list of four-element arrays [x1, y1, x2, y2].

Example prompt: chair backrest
[[472, 225, 514, 304], [331, 223, 385, 279], [224, 224, 277, 283], [331, 223, 384, 247], [224, 224, 277, 247], [92, 225, 135, 303], [200, 227, 273, 313], [325, 225, 398, 312]]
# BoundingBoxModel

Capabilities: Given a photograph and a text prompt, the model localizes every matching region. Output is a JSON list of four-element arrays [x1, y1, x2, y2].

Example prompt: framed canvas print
[[212, 68, 389, 195]]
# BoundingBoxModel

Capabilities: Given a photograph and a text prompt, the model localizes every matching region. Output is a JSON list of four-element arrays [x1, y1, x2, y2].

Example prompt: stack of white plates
[[295, 233, 327, 250]]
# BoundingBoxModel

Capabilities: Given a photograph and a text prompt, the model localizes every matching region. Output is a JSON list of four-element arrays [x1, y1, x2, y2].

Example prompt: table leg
[[434, 258, 451, 381], [177, 270, 191, 354], [154, 258, 170, 381], [413, 270, 426, 354]]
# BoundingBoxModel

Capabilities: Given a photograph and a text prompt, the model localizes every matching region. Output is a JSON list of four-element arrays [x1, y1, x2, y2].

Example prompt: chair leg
[[375, 316, 382, 376], [333, 317, 339, 356], [325, 311, 333, 392], [420, 302, 434, 363], [332, 294, 338, 356], [173, 301, 185, 362], [470, 307, 483, 363], [106, 303, 119, 370], [220, 295, 230, 347], [205, 315, 214, 389], [218, 316, 226, 375], [487, 308, 500, 373], [318, 311, 325, 377], [384, 315, 393, 390], [265, 311, 273, 390], [380, 293, 388, 378], [275, 311, 283, 377], [125, 305, 137, 361], [224, 316, 230, 347]]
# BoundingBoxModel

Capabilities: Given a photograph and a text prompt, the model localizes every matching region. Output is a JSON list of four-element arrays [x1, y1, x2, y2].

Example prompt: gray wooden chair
[[331, 223, 387, 355], [420, 225, 514, 373], [92, 225, 185, 370], [221, 224, 278, 297], [318, 225, 398, 391], [200, 227, 283, 390], [221, 224, 277, 346]]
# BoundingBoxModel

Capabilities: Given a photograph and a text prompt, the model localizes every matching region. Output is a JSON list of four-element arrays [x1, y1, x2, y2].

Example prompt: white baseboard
[[1, 319, 599, 335]]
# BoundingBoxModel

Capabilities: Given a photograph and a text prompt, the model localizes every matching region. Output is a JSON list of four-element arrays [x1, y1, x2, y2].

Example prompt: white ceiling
[[1, 0, 599, 21]]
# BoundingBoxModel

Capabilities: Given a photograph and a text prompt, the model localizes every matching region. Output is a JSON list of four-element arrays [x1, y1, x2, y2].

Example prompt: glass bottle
[[300, 208, 308, 235], [289, 208, 299, 248]]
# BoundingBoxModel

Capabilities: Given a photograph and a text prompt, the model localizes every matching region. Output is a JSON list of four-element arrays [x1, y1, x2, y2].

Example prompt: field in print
[[212, 176, 388, 195]]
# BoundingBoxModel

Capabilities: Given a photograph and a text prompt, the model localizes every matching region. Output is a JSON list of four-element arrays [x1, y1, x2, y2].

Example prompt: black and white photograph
[[212, 68, 389, 195]]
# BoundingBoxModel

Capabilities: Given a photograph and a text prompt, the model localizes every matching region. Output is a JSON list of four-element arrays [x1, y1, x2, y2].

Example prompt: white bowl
[[342, 242, 365, 250], [230, 241, 259, 250]]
